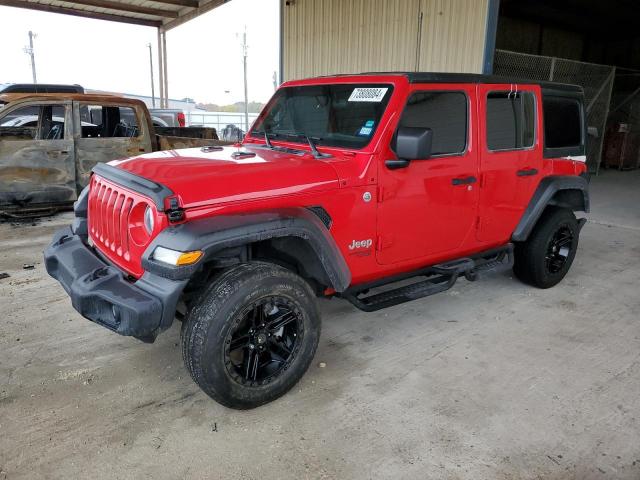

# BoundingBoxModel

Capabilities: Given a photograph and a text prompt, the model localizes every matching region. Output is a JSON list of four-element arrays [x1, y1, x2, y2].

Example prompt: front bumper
[[44, 226, 186, 342]]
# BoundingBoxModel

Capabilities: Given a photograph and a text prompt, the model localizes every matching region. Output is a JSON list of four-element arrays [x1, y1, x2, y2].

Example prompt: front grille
[[88, 175, 135, 262]]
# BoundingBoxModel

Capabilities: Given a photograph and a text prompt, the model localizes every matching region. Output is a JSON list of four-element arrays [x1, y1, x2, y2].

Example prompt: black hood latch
[[166, 197, 185, 223]]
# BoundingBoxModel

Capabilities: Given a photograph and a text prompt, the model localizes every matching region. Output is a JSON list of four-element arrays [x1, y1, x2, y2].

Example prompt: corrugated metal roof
[[0, 0, 229, 30]]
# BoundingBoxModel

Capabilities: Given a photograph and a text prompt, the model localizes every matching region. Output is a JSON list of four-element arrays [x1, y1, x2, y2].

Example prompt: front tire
[[181, 262, 321, 409], [513, 207, 580, 289]]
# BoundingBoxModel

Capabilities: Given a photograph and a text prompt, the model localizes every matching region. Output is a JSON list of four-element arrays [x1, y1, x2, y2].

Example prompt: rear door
[[477, 84, 543, 243], [73, 102, 153, 189], [0, 100, 76, 205], [376, 85, 480, 265]]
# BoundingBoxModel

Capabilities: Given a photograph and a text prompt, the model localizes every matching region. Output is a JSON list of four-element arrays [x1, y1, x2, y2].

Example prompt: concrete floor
[[1, 170, 639, 480]]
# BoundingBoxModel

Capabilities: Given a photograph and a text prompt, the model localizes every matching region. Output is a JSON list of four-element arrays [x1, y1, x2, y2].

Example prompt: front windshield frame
[[250, 83, 394, 150]]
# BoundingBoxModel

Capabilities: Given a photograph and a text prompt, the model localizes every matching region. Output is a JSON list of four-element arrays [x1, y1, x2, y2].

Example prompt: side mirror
[[386, 127, 433, 170]]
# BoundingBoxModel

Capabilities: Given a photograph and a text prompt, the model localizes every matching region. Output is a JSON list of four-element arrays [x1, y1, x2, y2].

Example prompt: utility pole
[[147, 43, 156, 108], [242, 27, 249, 132], [23, 31, 37, 84]]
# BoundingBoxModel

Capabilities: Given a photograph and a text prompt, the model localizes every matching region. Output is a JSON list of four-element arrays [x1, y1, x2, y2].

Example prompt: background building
[[281, 0, 496, 80]]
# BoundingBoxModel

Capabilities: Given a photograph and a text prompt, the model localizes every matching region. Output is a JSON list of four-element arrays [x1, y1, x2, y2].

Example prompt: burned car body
[[0, 93, 225, 213]]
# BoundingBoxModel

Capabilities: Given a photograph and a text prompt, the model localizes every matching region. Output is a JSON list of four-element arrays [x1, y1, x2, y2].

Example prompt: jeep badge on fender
[[45, 72, 589, 409], [349, 239, 373, 250]]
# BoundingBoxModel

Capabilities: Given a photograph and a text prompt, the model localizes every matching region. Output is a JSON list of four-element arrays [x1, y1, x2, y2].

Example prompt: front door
[[0, 100, 76, 205], [476, 84, 543, 243], [376, 85, 480, 266]]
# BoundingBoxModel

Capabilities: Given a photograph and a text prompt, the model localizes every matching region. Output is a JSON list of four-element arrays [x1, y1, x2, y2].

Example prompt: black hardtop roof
[[0, 83, 84, 94], [326, 72, 583, 94]]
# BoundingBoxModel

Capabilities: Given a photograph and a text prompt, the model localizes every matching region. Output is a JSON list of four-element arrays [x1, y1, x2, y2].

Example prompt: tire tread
[[181, 262, 320, 409], [513, 207, 579, 289]]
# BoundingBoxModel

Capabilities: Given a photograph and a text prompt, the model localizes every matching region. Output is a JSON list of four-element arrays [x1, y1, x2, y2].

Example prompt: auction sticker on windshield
[[348, 87, 389, 102]]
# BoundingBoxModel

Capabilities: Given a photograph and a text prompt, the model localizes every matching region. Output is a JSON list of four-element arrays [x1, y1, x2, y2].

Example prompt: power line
[[242, 27, 249, 132], [23, 30, 37, 84]]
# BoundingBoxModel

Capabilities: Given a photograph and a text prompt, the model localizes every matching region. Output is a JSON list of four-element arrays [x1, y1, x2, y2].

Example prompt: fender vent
[[307, 206, 332, 229]]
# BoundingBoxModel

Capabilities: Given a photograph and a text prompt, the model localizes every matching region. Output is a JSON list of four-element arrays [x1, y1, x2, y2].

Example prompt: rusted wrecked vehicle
[[0, 93, 226, 216]]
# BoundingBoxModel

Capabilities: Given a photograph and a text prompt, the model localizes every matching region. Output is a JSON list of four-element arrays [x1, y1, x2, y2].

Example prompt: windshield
[[251, 83, 393, 149]]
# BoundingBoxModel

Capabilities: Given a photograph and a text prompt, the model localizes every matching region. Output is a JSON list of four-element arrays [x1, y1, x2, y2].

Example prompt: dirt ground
[[1, 170, 639, 480]]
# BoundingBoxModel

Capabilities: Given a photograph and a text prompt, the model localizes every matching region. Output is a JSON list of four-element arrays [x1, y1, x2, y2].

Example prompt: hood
[[110, 145, 340, 209]]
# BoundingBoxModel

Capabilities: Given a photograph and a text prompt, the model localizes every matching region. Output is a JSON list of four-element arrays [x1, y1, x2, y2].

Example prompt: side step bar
[[340, 244, 514, 312]]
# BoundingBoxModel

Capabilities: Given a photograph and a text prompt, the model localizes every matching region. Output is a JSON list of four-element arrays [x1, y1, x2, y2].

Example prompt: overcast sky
[[0, 0, 279, 105]]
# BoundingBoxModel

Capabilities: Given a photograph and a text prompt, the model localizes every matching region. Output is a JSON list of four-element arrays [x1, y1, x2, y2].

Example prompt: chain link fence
[[494, 49, 615, 173]]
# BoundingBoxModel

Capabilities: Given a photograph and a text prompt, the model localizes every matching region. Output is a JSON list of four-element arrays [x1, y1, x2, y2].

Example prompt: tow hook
[[166, 198, 185, 223], [87, 266, 110, 282]]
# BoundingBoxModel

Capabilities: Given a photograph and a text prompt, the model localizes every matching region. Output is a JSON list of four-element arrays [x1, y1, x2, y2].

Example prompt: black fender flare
[[142, 208, 352, 292], [512, 175, 589, 242]]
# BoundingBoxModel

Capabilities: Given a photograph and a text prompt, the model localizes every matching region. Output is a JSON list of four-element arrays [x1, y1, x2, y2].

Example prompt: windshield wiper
[[251, 130, 307, 156], [253, 130, 281, 152], [253, 130, 332, 159], [263, 130, 274, 148], [293, 133, 332, 159]]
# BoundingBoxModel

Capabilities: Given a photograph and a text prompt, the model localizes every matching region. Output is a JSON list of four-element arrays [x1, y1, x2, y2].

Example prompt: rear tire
[[181, 262, 321, 409], [513, 207, 580, 289]]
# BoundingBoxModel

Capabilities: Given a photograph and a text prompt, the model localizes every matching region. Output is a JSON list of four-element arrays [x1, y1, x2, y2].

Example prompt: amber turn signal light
[[176, 250, 203, 266], [152, 246, 203, 266]]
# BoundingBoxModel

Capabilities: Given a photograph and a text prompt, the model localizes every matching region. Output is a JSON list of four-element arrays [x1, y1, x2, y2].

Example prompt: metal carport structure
[[0, 0, 230, 107]]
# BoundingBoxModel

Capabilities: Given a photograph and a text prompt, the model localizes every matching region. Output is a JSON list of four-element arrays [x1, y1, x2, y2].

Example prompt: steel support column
[[162, 30, 168, 108], [482, 0, 500, 74], [157, 28, 165, 108]]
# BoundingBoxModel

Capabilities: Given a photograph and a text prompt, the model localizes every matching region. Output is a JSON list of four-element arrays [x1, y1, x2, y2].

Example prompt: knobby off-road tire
[[514, 207, 580, 289], [181, 262, 321, 409]]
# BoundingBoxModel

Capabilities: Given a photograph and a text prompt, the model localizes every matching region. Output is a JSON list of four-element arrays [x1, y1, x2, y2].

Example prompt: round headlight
[[143, 205, 154, 234]]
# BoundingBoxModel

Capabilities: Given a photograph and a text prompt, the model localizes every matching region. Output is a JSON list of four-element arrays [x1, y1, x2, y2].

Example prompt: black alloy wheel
[[513, 207, 580, 289], [545, 225, 574, 274], [181, 262, 321, 409], [224, 298, 303, 386]]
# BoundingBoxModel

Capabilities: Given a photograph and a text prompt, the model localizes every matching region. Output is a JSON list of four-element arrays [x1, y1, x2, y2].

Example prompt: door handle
[[451, 176, 477, 186], [516, 168, 538, 177]]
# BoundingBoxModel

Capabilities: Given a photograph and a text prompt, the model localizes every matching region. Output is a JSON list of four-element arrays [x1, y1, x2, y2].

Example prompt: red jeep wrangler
[[45, 73, 589, 409]]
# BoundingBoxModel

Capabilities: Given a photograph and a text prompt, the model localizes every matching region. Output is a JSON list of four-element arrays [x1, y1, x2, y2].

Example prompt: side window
[[0, 104, 66, 140], [81, 105, 140, 138], [0, 105, 40, 140], [543, 96, 582, 148], [398, 91, 467, 156], [486, 91, 536, 151], [41, 105, 66, 140]]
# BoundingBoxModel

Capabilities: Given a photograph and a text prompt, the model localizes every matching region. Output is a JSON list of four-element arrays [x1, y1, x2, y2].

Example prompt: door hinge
[[377, 186, 384, 203]]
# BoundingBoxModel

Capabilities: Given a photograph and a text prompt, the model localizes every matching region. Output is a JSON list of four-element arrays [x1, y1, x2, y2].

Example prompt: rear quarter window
[[543, 96, 582, 148]]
